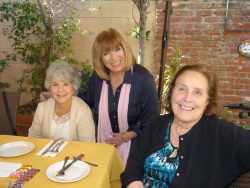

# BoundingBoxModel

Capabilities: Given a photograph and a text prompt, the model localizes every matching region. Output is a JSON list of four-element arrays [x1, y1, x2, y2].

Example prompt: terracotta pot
[[16, 114, 34, 137]]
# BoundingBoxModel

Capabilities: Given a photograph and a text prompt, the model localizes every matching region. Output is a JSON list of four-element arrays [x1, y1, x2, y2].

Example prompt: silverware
[[83, 160, 98, 167], [59, 156, 70, 176], [41, 138, 60, 156], [50, 141, 64, 153], [54, 154, 84, 176], [73, 155, 98, 167]]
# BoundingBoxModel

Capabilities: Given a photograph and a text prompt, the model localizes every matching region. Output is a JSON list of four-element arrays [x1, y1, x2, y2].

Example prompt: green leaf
[[0, 0, 87, 100]]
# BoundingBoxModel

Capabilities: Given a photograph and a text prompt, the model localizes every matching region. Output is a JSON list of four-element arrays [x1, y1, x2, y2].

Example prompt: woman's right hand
[[127, 181, 143, 188], [40, 92, 50, 101]]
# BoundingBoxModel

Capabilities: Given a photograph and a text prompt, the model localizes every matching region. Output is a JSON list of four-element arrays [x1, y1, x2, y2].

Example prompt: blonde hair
[[92, 28, 136, 80], [44, 59, 81, 95]]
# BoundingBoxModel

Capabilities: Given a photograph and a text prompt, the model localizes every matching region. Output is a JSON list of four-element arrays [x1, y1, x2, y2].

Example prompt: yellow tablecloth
[[0, 135, 125, 188]]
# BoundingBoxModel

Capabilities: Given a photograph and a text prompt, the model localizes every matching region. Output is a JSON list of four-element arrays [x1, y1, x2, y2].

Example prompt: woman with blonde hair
[[79, 28, 158, 165]]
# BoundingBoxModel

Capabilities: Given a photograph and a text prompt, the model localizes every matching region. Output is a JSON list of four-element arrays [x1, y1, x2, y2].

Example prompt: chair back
[[229, 171, 250, 188], [0, 91, 20, 135]]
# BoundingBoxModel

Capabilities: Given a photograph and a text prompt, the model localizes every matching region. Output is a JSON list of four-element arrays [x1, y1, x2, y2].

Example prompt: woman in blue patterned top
[[121, 64, 250, 187]]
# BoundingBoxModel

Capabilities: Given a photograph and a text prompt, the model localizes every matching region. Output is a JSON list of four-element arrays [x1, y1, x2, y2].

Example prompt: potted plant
[[0, 0, 93, 135]]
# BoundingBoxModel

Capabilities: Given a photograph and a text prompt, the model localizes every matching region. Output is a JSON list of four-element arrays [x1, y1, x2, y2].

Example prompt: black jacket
[[78, 64, 159, 146], [121, 114, 250, 188]]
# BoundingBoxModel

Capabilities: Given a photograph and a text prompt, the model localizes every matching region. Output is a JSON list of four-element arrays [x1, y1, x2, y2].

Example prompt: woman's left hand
[[106, 131, 137, 148], [106, 133, 125, 148]]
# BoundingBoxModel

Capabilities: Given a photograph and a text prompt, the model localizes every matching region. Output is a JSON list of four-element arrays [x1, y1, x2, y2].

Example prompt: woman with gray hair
[[28, 60, 96, 142]]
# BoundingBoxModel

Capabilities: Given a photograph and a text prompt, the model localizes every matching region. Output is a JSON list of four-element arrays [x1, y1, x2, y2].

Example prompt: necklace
[[169, 145, 178, 158], [169, 148, 178, 158], [169, 123, 180, 159], [54, 101, 71, 117]]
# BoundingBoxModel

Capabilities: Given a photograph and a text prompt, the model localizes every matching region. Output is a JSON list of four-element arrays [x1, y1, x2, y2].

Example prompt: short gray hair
[[44, 59, 81, 95]]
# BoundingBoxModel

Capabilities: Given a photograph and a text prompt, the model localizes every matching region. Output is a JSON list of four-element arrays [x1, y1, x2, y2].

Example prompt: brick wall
[[155, 0, 250, 125]]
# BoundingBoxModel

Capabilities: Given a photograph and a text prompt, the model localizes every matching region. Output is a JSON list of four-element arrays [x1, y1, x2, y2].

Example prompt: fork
[[59, 156, 70, 176], [50, 141, 64, 152]]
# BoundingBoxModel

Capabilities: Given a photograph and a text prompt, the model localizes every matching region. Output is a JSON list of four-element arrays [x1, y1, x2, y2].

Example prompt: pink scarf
[[98, 81, 131, 165]]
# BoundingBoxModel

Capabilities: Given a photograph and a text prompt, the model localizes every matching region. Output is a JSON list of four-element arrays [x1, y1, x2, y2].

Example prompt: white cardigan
[[28, 96, 96, 142]]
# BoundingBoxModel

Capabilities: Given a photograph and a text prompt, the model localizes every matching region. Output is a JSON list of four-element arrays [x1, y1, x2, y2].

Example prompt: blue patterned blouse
[[143, 121, 179, 187]]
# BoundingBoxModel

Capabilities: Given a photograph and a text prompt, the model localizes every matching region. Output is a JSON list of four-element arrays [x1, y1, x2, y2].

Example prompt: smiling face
[[101, 46, 125, 74], [50, 78, 74, 105], [171, 70, 209, 127]]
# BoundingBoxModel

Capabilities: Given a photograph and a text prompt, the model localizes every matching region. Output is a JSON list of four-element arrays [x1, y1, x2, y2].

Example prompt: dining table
[[0, 135, 125, 188]]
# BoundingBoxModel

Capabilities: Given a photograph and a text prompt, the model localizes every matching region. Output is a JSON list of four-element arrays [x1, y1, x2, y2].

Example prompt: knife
[[41, 138, 60, 156], [54, 154, 84, 176]]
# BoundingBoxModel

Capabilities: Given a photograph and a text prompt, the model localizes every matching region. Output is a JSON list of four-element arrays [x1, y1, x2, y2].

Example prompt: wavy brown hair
[[92, 28, 136, 80], [165, 64, 221, 116]]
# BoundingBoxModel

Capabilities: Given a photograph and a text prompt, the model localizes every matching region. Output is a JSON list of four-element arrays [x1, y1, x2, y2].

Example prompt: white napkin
[[36, 140, 68, 157], [0, 162, 22, 177]]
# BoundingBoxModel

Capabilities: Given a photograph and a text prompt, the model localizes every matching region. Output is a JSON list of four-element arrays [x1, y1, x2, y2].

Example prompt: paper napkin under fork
[[36, 140, 68, 157], [0, 162, 22, 177]]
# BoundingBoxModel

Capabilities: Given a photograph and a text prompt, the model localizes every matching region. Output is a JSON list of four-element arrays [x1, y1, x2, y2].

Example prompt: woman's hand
[[106, 131, 137, 148], [106, 133, 125, 148], [40, 92, 50, 101], [127, 181, 143, 188]]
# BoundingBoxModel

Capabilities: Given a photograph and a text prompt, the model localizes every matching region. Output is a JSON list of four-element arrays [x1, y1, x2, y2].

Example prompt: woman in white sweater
[[28, 60, 96, 142]]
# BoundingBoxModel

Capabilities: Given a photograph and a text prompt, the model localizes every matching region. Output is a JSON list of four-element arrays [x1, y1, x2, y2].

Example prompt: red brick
[[154, 0, 250, 109]]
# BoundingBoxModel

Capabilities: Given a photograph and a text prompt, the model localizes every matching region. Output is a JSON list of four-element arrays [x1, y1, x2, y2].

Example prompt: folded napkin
[[36, 140, 68, 157], [0, 162, 22, 177]]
